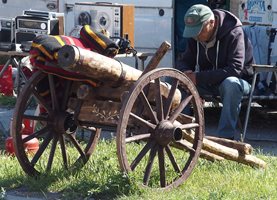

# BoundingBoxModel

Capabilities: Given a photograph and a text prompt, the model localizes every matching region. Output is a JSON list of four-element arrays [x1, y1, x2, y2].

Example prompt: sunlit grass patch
[[0, 139, 276, 200]]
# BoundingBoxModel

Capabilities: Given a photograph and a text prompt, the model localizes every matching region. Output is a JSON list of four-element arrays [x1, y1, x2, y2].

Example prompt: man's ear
[[209, 19, 215, 25], [208, 19, 216, 29]]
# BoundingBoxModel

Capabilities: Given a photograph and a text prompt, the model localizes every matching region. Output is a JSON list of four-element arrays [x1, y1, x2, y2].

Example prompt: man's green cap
[[183, 4, 213, 38]]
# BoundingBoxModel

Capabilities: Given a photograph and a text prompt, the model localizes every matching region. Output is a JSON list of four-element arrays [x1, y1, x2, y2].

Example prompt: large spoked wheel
[[11, 71, 100, 177], [116, 68, 204, 190]]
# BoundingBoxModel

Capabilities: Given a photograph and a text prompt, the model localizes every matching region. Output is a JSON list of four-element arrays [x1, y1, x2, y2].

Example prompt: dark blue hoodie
[[180, 9, 254, 85]]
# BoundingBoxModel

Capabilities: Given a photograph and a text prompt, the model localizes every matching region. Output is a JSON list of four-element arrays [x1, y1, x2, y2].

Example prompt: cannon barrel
[[58, 43, 181, 111], [57, 45, 142, 86]]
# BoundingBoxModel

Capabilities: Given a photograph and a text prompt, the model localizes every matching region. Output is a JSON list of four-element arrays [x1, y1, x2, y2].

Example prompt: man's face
[[194, 20, 215, 42]]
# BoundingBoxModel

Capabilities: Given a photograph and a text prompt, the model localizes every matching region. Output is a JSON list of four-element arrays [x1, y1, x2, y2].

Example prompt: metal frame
[[0, 51, 29, 95], [242, 64, 277, 141]]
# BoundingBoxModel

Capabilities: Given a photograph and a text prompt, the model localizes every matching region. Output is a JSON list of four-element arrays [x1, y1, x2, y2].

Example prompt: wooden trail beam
[[205, 136, 253, 155], [182, 131, 266, 168], [173, 119, 266, 168], [172, 140, 225, 162], [140, 41, 171, 77]]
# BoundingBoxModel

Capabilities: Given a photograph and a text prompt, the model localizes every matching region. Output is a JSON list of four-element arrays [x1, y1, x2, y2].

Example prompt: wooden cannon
[[11, 41, 265, 190]]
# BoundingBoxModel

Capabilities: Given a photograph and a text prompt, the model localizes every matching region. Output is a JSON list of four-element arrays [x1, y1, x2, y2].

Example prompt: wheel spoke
[[143, 143, 158, 186], [48, 74, 59, 110], [165, 145, 181, 173], [163, 79, 179, 120], [61, 80, 72, 110], [84, 128, 100, 154], [179, 123, 199, 130], [46, 135, 58, 172], [178, 113, 196, 124], [130, 140, 155, 171], [23, 114, 49, 122], [130, 113, 156, 131], [22, 126, 50, 143], [30, 132, 53, 166], [173, 140, 195, 154], [59, 135, 68, 169], [169, 95, 193, 123], [67, 134, 86, 160], [125, 133, 151, 143], [154, 78, 164, 121], [32, 88, 51, 113], [158, 145, 166, 187], [139, 91, 158, 124]]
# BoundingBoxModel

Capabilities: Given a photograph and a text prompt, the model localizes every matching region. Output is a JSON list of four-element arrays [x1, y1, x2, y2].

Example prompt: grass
[[0, 139, 276, 200], [0, 94, 16, 108]]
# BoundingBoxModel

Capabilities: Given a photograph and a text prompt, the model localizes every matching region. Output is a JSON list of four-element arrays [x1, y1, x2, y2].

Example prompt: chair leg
[[241, 72, 258, 142]]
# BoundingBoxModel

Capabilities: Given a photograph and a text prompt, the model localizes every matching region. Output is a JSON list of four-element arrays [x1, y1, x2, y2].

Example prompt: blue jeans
[[197, 77, 251, 140]]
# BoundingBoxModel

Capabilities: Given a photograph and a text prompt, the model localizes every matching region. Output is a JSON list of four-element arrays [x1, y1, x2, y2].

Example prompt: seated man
[[178, 4, 254, 140]]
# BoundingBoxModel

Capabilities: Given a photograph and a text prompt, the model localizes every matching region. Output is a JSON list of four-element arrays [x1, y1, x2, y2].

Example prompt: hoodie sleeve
[[196, 27, 246, 85]]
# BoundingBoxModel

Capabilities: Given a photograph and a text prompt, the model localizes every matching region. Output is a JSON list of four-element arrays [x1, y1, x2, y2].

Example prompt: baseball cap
[[183, 4, 213, 38]]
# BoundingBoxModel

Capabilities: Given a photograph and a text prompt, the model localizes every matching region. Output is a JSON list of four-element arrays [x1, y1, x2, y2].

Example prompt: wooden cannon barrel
[[58, 44, 182, 110], [57, 45, 142, 86]]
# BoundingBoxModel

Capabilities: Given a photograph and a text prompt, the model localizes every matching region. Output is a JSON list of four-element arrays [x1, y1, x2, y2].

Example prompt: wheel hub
[[54, 112, 77, 134], [154, 120, 183, 146]]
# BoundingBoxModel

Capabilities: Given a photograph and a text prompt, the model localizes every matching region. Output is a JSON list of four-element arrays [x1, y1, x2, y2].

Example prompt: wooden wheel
[[116, 68, 204, 189], [11, 71, 100, 176]]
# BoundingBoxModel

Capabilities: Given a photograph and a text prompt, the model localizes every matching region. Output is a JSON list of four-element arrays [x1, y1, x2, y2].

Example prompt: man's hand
[[184, 70, 196, 85]]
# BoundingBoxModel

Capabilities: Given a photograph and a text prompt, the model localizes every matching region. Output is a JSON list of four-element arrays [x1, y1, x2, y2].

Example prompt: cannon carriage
[[11, 36, 205, 190]]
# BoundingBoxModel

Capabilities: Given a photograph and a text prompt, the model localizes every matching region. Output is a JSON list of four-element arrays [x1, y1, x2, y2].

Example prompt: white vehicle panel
[[0, 0, 58, 17], [66, 1, 174, 67]]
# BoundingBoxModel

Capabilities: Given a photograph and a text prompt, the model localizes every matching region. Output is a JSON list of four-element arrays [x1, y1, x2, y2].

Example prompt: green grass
[[0, 94, 16, 108], [0, 139, 276, 200]]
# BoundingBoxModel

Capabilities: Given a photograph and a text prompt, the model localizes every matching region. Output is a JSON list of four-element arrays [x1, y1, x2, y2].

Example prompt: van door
[[0, 0, 58, 17]]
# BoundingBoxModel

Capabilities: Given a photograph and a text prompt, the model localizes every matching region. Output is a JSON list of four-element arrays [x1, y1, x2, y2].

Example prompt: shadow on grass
[[0, 162, 141, 200]]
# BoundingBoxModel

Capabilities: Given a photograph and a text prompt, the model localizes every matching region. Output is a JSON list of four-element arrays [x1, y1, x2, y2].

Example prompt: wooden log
[[57, 45, 142, 85], [58, 44, 182, 107], [93, 81, 181, 105], [172, 140, 225, 162], [57, 41, 171, 86], [173, 117, 265, 168], [68, 82, 181, 126], [181, 131, 266, 168], [69, 80, 181, 114], [205, 136, 253, 155], [140, 41, 171, 77]]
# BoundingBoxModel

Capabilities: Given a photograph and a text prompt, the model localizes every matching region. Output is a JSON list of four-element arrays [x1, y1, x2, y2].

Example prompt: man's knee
[[219, 77, 243, 96]]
